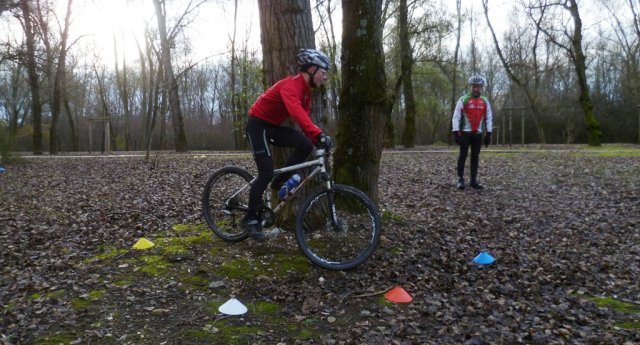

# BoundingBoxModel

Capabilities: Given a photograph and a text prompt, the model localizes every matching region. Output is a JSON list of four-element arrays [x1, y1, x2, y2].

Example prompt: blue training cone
[[0, 166, 5, 173], [473, 251, 496, 265]]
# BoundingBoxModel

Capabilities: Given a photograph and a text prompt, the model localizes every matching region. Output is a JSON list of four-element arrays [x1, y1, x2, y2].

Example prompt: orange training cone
[[384, 286, 413, 303]]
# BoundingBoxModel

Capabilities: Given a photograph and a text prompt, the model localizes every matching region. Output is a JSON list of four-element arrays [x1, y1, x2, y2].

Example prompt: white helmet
[[297, 49, 330, 70], [468, 75, 486, 86]]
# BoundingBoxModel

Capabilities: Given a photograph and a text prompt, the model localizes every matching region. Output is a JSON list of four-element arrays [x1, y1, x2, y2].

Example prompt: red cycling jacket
[[248, 73, 323, 142]]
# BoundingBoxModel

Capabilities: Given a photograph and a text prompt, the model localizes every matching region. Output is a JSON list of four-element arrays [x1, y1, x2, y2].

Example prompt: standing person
[[243, 49, 333, 241], [452, 75, 493, 190]]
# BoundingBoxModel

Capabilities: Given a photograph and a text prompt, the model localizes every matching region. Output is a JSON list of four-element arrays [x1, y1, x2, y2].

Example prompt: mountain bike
[[202, 147, 381, 270]]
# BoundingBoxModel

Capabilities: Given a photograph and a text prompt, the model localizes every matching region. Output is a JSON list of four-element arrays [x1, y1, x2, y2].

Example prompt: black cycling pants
[[245, 116, 313, 220], [457, 132, 483, 182]]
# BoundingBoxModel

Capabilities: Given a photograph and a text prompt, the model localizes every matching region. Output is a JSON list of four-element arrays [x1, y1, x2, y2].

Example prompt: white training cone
[[218, 298, 248, 315]]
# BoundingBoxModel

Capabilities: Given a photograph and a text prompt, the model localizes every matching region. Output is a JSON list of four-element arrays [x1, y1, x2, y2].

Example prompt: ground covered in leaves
[[1, 145, 639, 344]]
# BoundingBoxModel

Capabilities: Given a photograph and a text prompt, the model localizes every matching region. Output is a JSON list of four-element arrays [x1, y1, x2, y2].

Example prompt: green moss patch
[[220, 252, 310, 281], [34, 333, 81, 345], [587, 296, 640, 313], [615, 320, 640, 331], [71, 290, 105, 311], [250, 301, 280, 314], [138, 255, 172, 276], [381, 210, 403, 222], [82, 248, 129, 264], [183, 319, 262, 343], [46, 289, 65, 299]]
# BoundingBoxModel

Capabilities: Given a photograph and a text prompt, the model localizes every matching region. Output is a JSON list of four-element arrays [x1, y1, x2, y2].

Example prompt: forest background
[[1, 0, 640, 156]]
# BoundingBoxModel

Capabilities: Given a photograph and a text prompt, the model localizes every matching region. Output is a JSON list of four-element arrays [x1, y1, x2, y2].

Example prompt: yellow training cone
[[132, 238, 155, 250]]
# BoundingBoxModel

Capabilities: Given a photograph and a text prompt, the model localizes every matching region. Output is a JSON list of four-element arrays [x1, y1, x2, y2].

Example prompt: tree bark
[[567, 0, 601, 146], [19, 0, 43, 154], [448, 0, 462, 144], [49, 0, 73, 154], [399, 0, 416, 148], [114, 36, 132, 151], [153, 0, 188, 152], [257, 0, 317, 224], [334, 0, 388, 202]]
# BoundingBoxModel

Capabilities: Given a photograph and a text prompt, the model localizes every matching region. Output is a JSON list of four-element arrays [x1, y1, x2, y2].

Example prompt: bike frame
[[225, 148, 332, 214]]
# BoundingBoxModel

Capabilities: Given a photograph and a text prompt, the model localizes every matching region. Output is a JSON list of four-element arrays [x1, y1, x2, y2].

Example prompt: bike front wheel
[[202, 166, 253, 242], [295, 184, 381, 270]]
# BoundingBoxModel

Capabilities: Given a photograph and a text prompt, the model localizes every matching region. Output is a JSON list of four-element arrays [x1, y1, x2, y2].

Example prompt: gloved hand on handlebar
[[315, 133, 333, 150]]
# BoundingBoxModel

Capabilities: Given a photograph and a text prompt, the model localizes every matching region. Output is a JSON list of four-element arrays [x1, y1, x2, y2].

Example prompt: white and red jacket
[[452, 93, 493, 134]]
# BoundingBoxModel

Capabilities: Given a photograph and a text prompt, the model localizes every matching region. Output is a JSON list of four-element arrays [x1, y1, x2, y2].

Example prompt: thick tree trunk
[[258, 0, 315, 86], [257, 0, 317, 224], [399, 0, 416, 148], [63, 98, 78, 151], [568, 0, 601, 146], [334, 0, 388, 202], [49, 0, 72, 154], [449, 0, 462, 144], [19, 0, 43, 154], [153, 0, 188, 152]]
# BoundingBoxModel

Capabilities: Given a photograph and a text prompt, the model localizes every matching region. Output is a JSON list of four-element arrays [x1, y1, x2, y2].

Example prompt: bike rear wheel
[[202, 167, 253, 242], [295, 184, 381, 270]]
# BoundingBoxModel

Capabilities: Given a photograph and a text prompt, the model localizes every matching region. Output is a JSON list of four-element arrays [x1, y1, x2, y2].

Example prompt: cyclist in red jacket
[[243, 49, 332, 241]]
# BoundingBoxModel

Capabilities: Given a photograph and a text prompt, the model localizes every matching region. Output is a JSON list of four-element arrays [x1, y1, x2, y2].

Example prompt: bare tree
[[483, 0, 547, 143], [47, 0, 74, 154], [399, 0, 417, 148], [152, 0, 188, 152], [19, 0, 43, 154], [334, 0, 389, 202], [315, 0, 340, 126], [114, 35, 132, 151], [527, 0, 602, 146]]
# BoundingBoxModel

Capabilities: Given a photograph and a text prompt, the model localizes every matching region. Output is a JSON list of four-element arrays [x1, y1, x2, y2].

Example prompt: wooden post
[[521, 111, 525, 146], [501, 115, 505, 145], [501, 107, 526, 148], [508, 110, 512, 148], [105, 121, 111, 155], [89, 121, 92, 154], [88, 117, 111, 155]]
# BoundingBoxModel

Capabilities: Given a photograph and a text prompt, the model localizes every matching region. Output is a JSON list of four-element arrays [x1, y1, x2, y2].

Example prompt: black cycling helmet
[[468, 75, 486, 86], [297, 48, 330, 71]]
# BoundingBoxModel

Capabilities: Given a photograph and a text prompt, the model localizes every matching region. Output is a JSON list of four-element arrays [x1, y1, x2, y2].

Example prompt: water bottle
[[278, 174, 301, 200]]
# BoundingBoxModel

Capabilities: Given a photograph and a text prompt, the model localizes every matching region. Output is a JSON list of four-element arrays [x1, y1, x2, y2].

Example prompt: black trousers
[[245, 116, 313, 220], [457, 132, 483, 182]]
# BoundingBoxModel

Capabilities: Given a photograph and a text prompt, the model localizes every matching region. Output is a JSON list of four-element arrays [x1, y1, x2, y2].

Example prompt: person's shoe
[[457, 179, 465, 190], [243, 219, 266, 242], [469, 181, 484, 190]]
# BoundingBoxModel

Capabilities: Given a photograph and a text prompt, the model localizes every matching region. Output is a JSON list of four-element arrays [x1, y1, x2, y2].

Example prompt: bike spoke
[[203, 167, 252, 242], [297, 185, 380, 270]]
